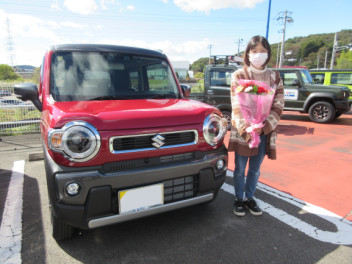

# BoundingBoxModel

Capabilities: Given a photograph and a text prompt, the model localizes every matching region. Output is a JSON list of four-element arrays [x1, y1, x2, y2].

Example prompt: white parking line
[[0, 160, 25, 264], [223, 170, 352, 245]]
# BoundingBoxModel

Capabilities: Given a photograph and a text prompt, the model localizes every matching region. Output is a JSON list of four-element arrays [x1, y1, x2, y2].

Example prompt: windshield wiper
[[87, 95, 126, 101], [148, 94, 177, 99]]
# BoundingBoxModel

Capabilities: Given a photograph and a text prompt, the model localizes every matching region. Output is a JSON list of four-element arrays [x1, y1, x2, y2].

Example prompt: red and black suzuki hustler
[[15, 44, 228, 241]]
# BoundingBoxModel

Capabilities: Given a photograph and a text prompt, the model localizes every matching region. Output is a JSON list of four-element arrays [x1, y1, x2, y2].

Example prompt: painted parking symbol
[[222, 170, 352, 245]]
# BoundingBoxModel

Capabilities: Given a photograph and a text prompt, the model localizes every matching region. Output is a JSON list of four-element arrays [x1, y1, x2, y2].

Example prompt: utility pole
[[276, 42, 280, 68], [330, 33, 337, 69], [316, 54, 320, 69], [277, 11, 293, 68], [324, 50, 328, 69], [235, 38, 243, 56], [330, 33, 352, 69], [208, 44, 213, 64]]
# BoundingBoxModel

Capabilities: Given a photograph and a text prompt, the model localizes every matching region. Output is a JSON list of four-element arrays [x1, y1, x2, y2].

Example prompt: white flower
[[244, 86, 253, 93]]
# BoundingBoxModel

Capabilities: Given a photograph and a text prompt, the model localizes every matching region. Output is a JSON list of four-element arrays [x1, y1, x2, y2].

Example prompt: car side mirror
[[180, 84, 191, 98], [14, 83, 42, 112]]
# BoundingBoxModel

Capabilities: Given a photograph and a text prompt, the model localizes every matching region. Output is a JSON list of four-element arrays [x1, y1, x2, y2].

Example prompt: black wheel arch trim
[[303, 93, 336, 112]]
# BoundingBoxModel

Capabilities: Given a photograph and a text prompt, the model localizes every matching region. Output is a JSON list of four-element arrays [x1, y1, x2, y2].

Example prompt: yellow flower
[[236, 85, 245, 93]]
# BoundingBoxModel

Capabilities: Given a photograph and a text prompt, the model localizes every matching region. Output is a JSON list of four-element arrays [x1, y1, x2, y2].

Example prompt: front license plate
[[119, 184, 164, 214]]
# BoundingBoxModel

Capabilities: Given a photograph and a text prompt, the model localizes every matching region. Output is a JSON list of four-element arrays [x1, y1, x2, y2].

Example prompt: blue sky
[[0, 0, 351, 67]]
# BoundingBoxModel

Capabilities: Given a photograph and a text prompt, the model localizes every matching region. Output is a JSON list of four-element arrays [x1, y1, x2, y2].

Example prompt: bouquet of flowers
[[233, 79, 275, 148]]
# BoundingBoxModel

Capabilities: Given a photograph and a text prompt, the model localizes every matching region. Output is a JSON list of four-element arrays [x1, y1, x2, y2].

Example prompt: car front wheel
[[308, 101, 335, 123]]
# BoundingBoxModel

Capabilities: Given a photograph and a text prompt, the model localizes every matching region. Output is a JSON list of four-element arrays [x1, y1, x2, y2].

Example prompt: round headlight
[[49, 121, 101, 162], [203, 114, 227, 146]]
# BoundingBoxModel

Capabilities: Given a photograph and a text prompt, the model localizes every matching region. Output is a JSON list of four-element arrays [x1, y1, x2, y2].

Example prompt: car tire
[[308, 101, 335, 123], [221, 110, 232, 130], [51, 206, 75, 241]]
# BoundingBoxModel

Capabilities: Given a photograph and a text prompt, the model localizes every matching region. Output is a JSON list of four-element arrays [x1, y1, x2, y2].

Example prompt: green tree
[[336, 51, 352, 69], [190, 57, 209, 73], [194, 72, 204, 79], [32, 67, 40, 84], [299, 40, 324, 58], [0, 64, 20, 80]]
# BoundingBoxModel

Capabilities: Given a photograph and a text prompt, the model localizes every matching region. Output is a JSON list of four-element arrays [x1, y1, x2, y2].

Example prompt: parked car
[[0, 90, 12, 97], [14, 44, 228, 241], [0, 99, 35, 110], [188, 63, 350, 124], [310, 69, 352, 104], [275, 68, 350, 122], [0, 99, 22, 105], [186, 58, 238, 130]]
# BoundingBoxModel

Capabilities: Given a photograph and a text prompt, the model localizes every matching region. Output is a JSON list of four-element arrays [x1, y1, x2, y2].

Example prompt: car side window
[[281, 72, 298, 86], [331, 73, 352, 85], [311, 73, 325, 84], [146, 63, 177, 95], [210, 70, 232, 86]]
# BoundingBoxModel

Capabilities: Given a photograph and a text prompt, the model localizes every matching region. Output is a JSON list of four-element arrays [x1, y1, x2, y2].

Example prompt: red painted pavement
[[225, 111, 352, 221]]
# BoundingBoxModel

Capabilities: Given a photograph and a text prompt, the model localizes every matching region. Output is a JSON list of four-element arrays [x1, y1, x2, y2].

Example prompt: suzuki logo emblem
[[152, 134, 165, 149]]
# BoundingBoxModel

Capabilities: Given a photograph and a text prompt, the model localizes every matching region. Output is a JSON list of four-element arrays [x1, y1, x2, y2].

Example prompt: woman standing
[[229, 35, 284, 216]]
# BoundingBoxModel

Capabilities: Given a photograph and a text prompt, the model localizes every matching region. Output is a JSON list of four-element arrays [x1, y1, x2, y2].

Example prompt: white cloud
[[0, 9, 69, 65], [64, 0, 98, 15], [60, 22, 87, 29], [174, 0, 264, 13], [96, 38, 210, 63], [161, 0, 168, 3], [0, 10, 61, 43], [101, 0, 116, 10], [51, 0, 61, 11], [119, 5, 135, 12]]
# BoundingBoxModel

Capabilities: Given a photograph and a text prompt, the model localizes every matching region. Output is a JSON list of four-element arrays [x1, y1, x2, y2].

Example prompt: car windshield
[[300, 69, 314, 84], [50, 52, 180, 101]]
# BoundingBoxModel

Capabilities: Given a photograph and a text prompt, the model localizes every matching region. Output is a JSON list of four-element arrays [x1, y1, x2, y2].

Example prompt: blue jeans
[[234, 134, 266, 200]]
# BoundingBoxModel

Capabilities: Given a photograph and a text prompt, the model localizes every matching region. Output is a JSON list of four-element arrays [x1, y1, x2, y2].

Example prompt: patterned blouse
[[228, 65, 285, 160]]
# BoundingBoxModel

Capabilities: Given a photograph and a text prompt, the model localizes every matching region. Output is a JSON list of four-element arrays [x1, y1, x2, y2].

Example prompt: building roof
[[170, 61, 190, 70]]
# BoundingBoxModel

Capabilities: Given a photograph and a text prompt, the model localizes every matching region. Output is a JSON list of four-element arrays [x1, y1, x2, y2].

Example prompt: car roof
[[309, 69, 352, 72], [49, 44, 167, 59]]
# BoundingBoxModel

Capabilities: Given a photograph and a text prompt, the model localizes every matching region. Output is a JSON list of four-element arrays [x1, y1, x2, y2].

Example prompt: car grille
[[102, 152, 194, 172], [111, 174, 199, 214], [110, 130, 198, 153], [163, 175, 199, 203]]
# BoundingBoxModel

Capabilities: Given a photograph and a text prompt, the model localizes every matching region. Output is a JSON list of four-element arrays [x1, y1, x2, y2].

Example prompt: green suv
[[275, 68, 350, 123]]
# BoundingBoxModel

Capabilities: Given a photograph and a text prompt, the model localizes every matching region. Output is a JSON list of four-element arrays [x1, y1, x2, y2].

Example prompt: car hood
[[305, 83, 350, 92], [46, 99, 215, 130]]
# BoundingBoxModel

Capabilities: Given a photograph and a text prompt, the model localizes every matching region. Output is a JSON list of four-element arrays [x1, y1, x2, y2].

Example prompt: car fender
[[303, 92, 335, 111]]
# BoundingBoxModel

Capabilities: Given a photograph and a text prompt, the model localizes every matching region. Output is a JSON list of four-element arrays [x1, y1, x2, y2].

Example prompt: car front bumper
[[334, 99, 351, 113], [44, 145, 228, 229]]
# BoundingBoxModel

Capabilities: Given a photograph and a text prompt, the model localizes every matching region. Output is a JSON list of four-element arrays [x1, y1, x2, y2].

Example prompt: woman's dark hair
[[243, 35, 271, 66]]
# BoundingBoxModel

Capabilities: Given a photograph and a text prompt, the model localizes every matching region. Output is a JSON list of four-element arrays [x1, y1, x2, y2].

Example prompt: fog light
[[66, 182, 81, 197], [216, 159, 225, 170]]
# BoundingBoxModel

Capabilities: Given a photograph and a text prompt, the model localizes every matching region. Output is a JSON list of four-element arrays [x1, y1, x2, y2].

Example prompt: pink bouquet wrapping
[[234, 79, 275, 148]]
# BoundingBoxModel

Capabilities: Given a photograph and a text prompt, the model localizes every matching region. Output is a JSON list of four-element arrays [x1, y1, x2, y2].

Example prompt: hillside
[[191, 29, 352, 71], [269, 29, 352, 69]]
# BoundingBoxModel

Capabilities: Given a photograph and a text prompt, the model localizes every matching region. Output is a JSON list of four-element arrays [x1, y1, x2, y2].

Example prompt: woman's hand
[[253, 127, 263, 134]]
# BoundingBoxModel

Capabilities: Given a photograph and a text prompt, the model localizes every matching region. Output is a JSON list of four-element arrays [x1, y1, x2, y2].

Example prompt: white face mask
[[249, 53, 268, 68]]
